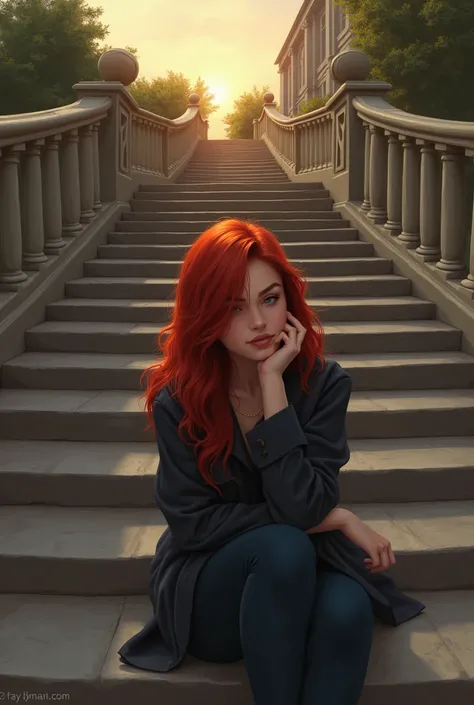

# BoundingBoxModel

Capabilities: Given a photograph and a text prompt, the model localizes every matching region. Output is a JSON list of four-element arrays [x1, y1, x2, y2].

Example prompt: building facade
[[276, 0, 353, 116]]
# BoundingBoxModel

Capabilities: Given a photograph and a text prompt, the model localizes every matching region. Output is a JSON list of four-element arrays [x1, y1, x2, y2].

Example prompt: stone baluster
[[60, 129, 82, 234], [317, 120, 323, 169], [79, 125, 96, 223], [436, 147, 467, 278], [360, 122, 371, 213], [21, 139, 48, 268], [0, 144, 28, 288], [383, 132, 403, 234], [368, 125, 388, 223], [42, 135, 66, 254], [398, 137, 421, 248], [309, 122, 315, 170], [294, 126, 301, 173], [461, 159, 474, 295], [416, 141, 441, 261], [92, 123, 102, 211]]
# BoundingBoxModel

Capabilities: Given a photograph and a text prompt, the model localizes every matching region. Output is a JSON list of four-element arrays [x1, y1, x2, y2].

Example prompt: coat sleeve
[[245, 364, 352, 530], [152, 398, 276, 553]]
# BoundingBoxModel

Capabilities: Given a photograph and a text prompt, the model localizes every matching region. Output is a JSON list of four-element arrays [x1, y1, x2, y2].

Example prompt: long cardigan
[[118, 357, 425, 672]]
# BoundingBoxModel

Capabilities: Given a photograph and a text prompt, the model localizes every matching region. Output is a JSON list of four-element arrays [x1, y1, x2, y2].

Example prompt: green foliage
[[296, 95, 332, 116], [0, 0, 109, 114], [129, 72, 219, 122], [337, 0, 474, 120], [223, 86, 278, 139]]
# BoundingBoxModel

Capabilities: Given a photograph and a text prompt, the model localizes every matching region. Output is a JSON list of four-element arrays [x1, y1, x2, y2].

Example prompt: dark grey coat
[[118, 357, 425, 673]]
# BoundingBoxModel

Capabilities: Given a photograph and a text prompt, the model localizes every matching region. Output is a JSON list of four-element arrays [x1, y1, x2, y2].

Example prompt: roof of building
[[274, 0, 314, 66]]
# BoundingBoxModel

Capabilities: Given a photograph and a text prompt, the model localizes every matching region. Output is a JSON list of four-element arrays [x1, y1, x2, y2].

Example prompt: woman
[[118, 218, 425, 704]]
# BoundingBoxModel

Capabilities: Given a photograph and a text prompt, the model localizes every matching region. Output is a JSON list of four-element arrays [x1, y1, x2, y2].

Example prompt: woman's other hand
[[341, 512, 397, 574]]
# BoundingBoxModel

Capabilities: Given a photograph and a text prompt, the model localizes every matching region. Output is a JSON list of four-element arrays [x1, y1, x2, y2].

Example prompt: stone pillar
[[368, 125, 387, 223], [383, 132, 403, 234], [42, 135, 66, 254], [0, 144, 28, 287], [461, 186, 474, 294], [60, 129, 82, 234], [303, 19, 313, 103], [360, 123, 371, 213], [436, 148, 467, 278], [398, 137, 421, 248], [21, 139, 48, 268], [290, 48, 297, 116], [79, 124, 96, 222], [92, 123, 102, 210], [416, 142, 441, 261]]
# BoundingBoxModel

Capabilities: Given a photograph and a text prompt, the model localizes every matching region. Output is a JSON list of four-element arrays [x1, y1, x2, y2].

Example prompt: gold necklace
[[230, 391, 263, 418]]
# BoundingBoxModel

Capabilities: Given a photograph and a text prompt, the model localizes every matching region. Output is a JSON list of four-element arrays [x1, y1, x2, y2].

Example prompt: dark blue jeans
[[187, 524, 374, 705]]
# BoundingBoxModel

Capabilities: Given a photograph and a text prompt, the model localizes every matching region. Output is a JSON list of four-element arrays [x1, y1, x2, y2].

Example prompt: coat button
[[257, 438, 265, 448], [262, 450, 268, 458]]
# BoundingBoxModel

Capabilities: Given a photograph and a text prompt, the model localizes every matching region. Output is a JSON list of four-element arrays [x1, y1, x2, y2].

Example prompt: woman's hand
[[257, 311, 307, 378], [341, 512, 397, 574]]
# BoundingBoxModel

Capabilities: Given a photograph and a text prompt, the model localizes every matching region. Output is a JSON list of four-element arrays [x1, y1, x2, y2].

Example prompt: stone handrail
[[254, 49, 474, 301], [0, 48, 208, 292]]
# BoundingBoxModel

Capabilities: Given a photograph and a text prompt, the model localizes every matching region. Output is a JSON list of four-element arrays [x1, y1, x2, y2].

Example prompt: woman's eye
[[232, 295, 279, 313]]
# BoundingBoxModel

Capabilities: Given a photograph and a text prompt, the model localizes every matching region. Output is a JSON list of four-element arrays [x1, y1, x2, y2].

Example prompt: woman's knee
[[317, 574, 374, 641], [247, 524, 317, 584]]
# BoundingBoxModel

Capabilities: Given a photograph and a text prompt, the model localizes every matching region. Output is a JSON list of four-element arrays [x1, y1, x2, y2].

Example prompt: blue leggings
[[187, 524, 374, 705]]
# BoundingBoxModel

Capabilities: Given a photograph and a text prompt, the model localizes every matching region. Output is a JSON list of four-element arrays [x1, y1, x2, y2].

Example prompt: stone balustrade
[[0, 48, 208, 292], [255, 49, 474, 302]]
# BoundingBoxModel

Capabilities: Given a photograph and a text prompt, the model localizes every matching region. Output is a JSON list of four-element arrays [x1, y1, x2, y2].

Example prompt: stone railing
[[254, 49, 474, 302], [0, 48, 207, 292]]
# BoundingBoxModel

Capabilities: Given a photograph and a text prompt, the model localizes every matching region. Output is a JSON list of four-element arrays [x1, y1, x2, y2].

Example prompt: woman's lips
[[249, 336, 273, 348]]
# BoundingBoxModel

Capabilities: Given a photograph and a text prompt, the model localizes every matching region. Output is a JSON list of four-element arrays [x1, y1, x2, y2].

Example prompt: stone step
[[131, 197, 333, 210], [5, 350, 472, 392], [0, 589, 472, 705], [137, 182, 325, 191], [45, 296, 436, 323], [1, 388, 474, 441], [1, 435, 474, 506], [131, 198, 335, 213], [109, 225, 355, 240], [127, 208, 335, 219], [1, 500, 474, 593], [134, 188, 330, 200], [97, 240, 376, 259], [63, 275, 411, 299], [83, 257, 393, 278], [177, 177, 291, 182], [22, 320, 461, 356], [182, 164, 286, 171]]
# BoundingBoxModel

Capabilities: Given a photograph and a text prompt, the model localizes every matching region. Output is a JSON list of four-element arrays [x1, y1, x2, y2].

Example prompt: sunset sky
[[87, 0, 304, 138]]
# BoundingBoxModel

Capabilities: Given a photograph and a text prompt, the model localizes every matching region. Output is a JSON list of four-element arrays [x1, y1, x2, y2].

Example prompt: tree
[[296, 95, 332, 116], [338, 0, 474, 120], [223, 86, 279, 139], [129, 71, 219, 122], [0, 0, 109, 114]]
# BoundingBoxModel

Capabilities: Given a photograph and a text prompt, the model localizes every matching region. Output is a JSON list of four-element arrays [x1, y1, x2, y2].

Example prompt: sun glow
[[208, 81, 229, 105]]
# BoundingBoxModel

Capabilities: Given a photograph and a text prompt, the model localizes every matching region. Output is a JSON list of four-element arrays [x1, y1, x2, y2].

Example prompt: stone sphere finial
[[189, 94, 200, 105], [331, 50, 371, 83], [264, 92, 275, 104], [98, 48, 139, 86]]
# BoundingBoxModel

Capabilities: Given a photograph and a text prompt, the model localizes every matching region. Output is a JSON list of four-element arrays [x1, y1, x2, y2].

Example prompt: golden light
[[208, 81, 229, 105]]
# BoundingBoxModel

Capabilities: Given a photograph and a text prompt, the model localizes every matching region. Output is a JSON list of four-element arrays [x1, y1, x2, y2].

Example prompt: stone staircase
[[1, 139, 474, 704]]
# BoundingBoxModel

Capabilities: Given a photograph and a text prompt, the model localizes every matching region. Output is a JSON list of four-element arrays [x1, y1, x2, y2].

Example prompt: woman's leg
[[187, 523, 318, 705], [300, 567, 374, 705]]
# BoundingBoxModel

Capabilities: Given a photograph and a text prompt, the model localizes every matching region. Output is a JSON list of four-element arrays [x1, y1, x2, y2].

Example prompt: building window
[[319, 11, 326, 64], [299, 45, 305, 88]]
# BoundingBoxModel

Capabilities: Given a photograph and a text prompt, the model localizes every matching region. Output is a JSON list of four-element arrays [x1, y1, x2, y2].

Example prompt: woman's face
[[219, 258, 288, 363]]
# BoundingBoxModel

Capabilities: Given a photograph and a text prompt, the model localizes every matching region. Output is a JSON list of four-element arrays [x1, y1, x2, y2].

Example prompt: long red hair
[[141, 218, 326, 495]]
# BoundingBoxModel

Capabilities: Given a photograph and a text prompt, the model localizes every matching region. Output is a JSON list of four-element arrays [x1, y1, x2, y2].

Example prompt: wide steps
[[84, 257, 393, 278], [21, 320, 461, 355], [45, 296, 436, 323], [1, 388, 474, 441], [63, 275, 412, 299], [1, 437, 474, 506], [125, 209, 338, 220], [97, 240, 376, 259], [137, 182, 325, 191], [109, 225, 356, 240], [1, 589, 473, 705], [130, 197, 334, 211], [1, 501, 474, 593], [134, 187, 330, 200], [4, 350, 473, 391]]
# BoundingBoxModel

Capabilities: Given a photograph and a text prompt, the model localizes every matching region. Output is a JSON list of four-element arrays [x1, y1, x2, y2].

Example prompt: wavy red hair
[[141, 218, 326, 496]]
